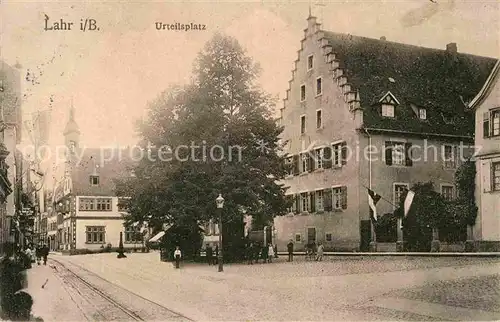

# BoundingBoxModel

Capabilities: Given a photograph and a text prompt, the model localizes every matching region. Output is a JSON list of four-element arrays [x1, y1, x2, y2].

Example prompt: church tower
[[63, 102, 80, 153]]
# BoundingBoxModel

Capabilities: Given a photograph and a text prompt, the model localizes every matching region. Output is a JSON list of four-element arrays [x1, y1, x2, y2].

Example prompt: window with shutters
[[332, 142, 347, 167], [315, 148, 324, 169], [316, 110, 322, 129], [300, 192, 309, 212], [300, 115, 306, 134], [484, 109, 500, 138], [443, 145, 456, 169], [300, 85, 306, 102], [493, 110, 500, 136], [392, 143, 405, 165], [301, 153, 309, 173], [441, 185, 454, 201], [323, 188, 332, 211], [493, 162, 500, 191], [393, 184, 409, 207], [385, 142, 412, 166], [332, 187, 347, 210], [316, 190, 324, 211]]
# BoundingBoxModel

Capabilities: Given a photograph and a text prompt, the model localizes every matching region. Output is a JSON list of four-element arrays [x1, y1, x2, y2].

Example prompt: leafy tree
[[116, 33, 291, 260], [375, 212, 397, 242], [397, 182, 448, 251], [440, 159, 477, 242]]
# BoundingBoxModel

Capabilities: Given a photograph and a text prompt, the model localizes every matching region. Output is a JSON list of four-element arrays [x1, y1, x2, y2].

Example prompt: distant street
[[26, 253, 500, 321]]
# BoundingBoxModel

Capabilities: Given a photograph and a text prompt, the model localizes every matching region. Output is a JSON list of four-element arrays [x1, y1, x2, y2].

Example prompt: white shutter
[[482, 160, 492, 193]]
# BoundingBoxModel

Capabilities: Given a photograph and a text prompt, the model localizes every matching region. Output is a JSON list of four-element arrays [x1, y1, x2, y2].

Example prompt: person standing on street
[[316, 243, 324, 261], [173, 246, 181, 269], [205, 244, 213, 266], [41, 245, 49, 265], [267, 243, 274, 263], [213, 245, 218, 265], [287, 239, 294, 262]]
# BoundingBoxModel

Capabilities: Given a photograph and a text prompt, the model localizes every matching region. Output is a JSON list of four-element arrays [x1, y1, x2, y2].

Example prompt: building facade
[[0, 61, 22, 253], [274, 16, 496, 252], [50, 105, 140, 252], [470, 60, 500, 251]]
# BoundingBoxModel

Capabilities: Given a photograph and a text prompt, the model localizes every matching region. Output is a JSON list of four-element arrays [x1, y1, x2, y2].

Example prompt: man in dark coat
[[287, 239, 294, 262], [205, 244, 213, 265], [41, 245, 49, 265]]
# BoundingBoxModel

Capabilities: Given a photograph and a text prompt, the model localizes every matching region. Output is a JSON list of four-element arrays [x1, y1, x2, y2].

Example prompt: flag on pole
[[403, 190, 415, 217], [367, 188, 382, 221]]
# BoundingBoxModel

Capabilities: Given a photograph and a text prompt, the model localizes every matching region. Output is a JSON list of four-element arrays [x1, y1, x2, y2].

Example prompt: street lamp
[[215, 194, 224, 272]]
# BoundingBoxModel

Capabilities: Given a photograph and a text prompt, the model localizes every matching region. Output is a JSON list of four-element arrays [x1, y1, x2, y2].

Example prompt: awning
[[149, 231, 165, 242]]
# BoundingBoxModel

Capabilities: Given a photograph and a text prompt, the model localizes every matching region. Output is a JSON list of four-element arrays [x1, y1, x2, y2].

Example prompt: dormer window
[[89, 175, 99, 186], [69, 141, 76, 152], [379, 92, 399, 118], [419, 108, 427, 120], [381, 104, 395, 117], [307, 55, 313, 70]]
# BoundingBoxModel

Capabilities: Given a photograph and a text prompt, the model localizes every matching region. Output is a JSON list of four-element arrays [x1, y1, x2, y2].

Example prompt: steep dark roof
[[68, 148, 137, 196], [323, 32, 497, 136]]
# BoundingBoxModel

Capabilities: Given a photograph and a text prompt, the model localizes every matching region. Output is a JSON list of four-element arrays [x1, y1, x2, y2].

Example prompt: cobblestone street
[[29, 252, 500, 321]]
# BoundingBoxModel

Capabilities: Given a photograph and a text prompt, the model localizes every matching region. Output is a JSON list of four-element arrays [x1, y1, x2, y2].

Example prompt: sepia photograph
[[0, 0, 499, 321]]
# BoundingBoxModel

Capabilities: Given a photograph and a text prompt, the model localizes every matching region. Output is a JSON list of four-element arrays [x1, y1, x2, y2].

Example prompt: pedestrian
[[41, 245, 49, 265], [213, 245, 218, 265], [173, 246, 181, 269], [316, 242, 324, 261], [287, 239, 294, 262], [35, 246, 41, 265], [267, 243, 274, 263], [261, 243, 268, 263], [205, 244, 213, 265]]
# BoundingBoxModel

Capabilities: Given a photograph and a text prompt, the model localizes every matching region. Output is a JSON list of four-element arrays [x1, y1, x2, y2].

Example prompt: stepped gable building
[[469, 60, 500, 251], [51, 105, 139, 251], [274, 15, 497, 252]]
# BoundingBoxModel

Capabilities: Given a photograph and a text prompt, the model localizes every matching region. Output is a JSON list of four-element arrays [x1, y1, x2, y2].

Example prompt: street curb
[[277, 251, 500, 257]]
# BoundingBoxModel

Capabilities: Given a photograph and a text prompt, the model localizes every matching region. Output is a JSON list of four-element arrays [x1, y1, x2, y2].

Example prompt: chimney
[[446, 42, 457, 53], [380, 36, 386, 41]]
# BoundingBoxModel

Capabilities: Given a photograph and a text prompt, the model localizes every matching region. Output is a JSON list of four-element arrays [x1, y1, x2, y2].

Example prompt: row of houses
[[273, 15, 499, 252], [0, 61, 41, 254]]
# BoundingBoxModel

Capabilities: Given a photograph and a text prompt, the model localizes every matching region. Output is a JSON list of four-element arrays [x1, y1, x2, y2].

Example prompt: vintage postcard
[[0, 1, 499, 321]]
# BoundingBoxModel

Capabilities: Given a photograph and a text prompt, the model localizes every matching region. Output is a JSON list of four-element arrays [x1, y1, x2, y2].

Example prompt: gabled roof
[[67, 147, 137, 196], [322, 32, 497, 136], [469, 59, 500, 110]]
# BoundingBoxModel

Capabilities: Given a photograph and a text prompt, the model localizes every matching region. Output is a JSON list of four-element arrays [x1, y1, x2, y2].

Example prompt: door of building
[[307, 227, 316, 243], [360, 220, 371, 252]]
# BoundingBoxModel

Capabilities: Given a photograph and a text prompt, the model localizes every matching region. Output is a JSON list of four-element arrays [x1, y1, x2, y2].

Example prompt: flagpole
[[364, 129, 377, 252]]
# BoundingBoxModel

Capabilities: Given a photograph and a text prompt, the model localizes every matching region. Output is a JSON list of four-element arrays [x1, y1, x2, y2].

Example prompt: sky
[[1, 0, 499, 150]]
